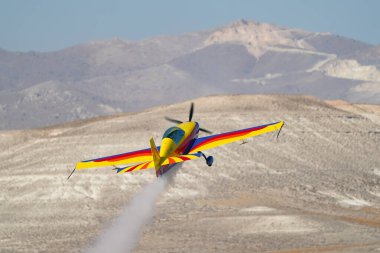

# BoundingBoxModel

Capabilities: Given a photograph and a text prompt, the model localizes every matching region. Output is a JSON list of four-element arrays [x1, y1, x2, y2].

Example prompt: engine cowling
[[206, 156, 213, 166]]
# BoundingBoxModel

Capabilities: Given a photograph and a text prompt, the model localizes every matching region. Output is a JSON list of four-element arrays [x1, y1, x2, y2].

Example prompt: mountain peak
[[86, 37, 130, 48], [225, 18, 282, 32], [230, 18, 259, 27], [205, 19, 314, 57]]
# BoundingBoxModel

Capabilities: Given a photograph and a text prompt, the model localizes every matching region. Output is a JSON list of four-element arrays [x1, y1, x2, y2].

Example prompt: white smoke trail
[[85, 177, 168, 253], [85, 167, 177, 253]]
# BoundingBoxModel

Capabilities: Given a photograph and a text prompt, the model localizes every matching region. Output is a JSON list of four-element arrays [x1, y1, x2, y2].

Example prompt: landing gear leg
[[199, 152, 214, 167]]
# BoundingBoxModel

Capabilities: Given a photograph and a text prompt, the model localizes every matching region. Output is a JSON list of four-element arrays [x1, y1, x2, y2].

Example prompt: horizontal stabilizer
[[117, 153, 201, 174]]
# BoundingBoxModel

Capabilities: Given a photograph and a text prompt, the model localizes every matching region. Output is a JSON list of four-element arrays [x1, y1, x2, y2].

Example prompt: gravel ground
[[1, 95, 380, 253]]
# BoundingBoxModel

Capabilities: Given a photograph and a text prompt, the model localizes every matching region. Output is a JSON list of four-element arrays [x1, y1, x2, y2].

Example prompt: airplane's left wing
[[75, 147, 158, 170], [189, 121, 284, 153]]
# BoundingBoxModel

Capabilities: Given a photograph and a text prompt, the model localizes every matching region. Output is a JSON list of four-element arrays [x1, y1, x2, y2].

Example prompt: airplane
[[70, 103, 284, 178]]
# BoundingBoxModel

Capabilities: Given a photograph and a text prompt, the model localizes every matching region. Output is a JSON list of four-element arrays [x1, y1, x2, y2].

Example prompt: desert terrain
[[1, 94, 380, 252]]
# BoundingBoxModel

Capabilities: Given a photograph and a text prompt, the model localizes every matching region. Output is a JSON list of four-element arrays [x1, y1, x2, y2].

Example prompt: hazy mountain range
[[1, 19, 380, 130]]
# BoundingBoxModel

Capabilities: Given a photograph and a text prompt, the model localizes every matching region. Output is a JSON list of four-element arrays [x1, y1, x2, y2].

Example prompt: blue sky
[[1, 0, 379, 52]]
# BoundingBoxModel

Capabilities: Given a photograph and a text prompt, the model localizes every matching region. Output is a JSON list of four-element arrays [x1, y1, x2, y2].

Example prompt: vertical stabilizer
[[150, 138, 161, 172]]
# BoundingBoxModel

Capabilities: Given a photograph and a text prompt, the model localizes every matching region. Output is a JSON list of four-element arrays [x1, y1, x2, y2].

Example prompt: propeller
[[199, 127, 212, 134], [189, 102, 194, 122], [164, 117, 183, 124], [164, 102, 212, 134]]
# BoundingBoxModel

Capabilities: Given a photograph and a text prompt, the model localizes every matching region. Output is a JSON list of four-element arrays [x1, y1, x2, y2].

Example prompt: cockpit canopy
[[162, 127, 185, 145]]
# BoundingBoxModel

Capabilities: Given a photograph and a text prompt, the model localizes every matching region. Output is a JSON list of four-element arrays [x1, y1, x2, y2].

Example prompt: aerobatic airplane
[[70, 103, 284, 178]]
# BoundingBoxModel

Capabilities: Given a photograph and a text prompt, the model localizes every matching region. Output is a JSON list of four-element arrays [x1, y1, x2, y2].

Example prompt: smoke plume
[[85, 167, 177, 253]]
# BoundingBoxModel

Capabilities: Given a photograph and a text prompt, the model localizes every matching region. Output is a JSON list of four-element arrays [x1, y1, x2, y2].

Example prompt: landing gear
[[206, 156, 214, 166], [199, 152, 213, 167]]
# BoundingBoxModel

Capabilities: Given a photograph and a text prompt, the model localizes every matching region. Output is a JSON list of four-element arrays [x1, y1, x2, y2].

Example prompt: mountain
[[1, 19, 380, 130], [1, 95, 380, 252]]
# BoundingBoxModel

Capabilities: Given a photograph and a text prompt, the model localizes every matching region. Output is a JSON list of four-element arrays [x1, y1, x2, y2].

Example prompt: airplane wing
[[189, 121, 284, 153], [116, 153, 201, 174], [75, 147, 158, 170]]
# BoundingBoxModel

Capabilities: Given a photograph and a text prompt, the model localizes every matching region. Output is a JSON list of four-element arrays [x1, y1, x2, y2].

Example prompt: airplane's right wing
[[189, 121, 284, 153]]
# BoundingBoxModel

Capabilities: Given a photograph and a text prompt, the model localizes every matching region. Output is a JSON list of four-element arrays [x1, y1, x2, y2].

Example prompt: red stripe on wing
[[179, 156, 190, 161], [126, 163, 141, 172], [141, 162, 151, 170]]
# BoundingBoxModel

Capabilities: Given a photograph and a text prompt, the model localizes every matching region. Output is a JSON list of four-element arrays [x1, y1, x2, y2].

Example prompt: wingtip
[[67, 168, 76, 180], [276, 121, 285, 140]]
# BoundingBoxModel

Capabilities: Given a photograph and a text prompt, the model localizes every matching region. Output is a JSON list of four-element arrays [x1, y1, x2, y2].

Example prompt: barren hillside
[[1, 19, 379, 130], [1, 95, 379, 252]]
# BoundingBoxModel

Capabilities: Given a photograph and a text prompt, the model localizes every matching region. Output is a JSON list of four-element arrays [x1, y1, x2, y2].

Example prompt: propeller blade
[[165, 117, 183, 124], [199, 128, 213, 134], [189, 102, 194, 122]]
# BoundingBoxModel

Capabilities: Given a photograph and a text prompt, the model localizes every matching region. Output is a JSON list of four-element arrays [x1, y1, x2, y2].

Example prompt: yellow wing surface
[[75, 147, 154, 170], [189, 121, 284, 153]]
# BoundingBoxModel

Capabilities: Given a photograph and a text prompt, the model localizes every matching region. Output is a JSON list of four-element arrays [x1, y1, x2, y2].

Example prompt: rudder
[[150, 138, 161, 172]]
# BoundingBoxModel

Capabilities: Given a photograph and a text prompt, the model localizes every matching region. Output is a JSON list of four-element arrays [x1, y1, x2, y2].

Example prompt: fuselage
[[160, 121, 199, 158], [156, 121, 199, 176]]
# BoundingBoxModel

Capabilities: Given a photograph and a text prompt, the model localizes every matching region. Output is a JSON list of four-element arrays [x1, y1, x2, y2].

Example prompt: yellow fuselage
[[159, 122, 199, 159]]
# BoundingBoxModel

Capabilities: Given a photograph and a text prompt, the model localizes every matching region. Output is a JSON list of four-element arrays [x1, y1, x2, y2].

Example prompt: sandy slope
[[1, 95, 380, 253]]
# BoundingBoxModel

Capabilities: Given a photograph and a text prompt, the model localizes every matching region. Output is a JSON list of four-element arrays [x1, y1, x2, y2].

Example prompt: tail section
[[150, 138, 161, 172], [116, 153, 201, 174]]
